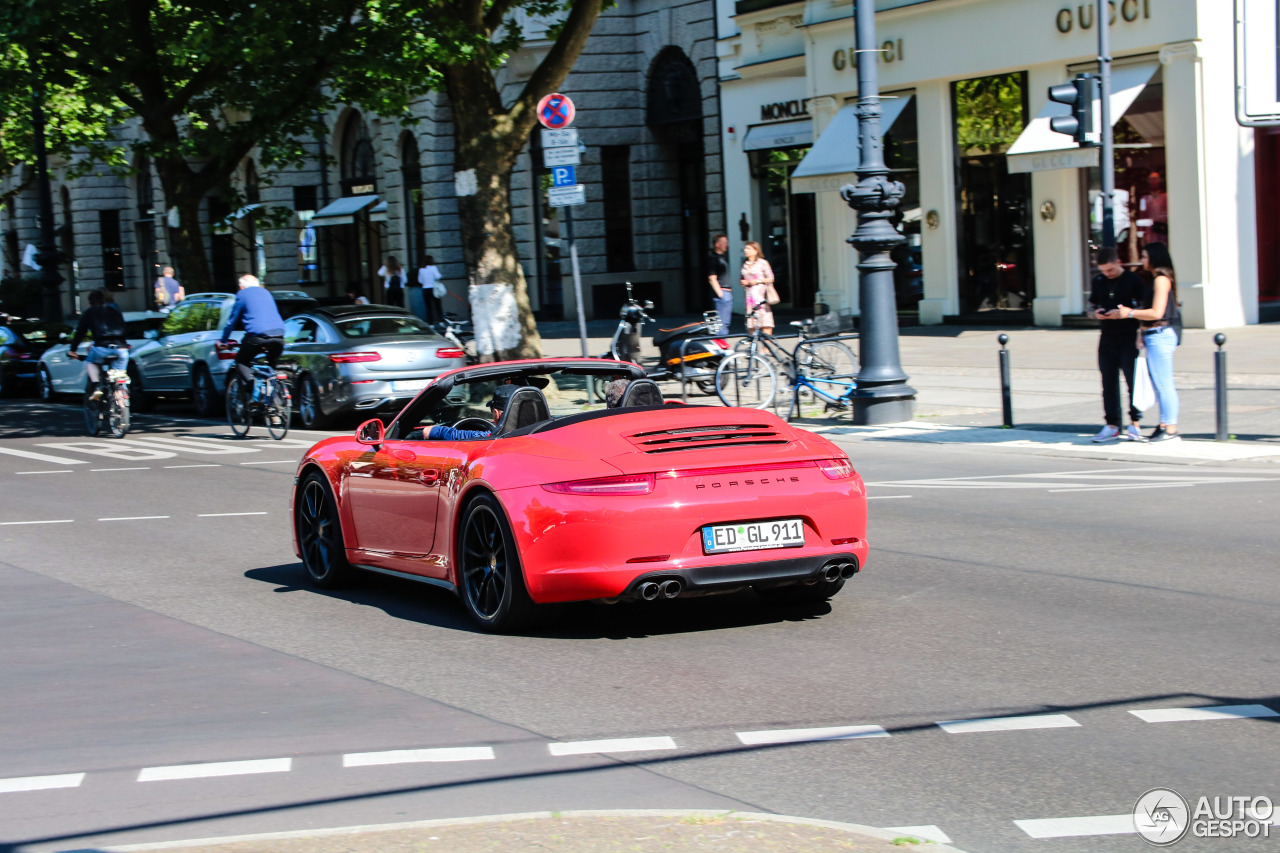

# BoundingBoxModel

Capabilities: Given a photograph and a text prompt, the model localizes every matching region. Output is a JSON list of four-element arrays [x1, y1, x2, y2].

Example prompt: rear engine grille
[[627, 424, 788, 454]]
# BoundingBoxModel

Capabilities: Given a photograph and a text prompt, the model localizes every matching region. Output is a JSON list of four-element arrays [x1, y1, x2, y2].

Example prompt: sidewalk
[[538, 316, 1280, 457], [66, 811, 968, 852]]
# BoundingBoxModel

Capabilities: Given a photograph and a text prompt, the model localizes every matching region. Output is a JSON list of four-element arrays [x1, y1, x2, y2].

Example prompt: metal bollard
[[1214, 333, 1228, 442], [998, 333, 1013, 428]]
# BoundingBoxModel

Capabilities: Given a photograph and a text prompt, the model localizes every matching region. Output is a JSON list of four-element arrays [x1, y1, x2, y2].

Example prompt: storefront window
[[953, 72, 1035, 314], [884, 95, 921, 312], [749, 146, 817, 310]]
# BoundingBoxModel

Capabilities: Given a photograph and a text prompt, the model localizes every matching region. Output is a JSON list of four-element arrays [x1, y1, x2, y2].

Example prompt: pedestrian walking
[[376, 256, 405, 307], [707, 234, 733, 332], [153, 266, 184, 309], [418, 255, 445, 324], [741, 241, 777, 336], [1089, 247, 1145, 442], [1104, 242, 1181, 442]]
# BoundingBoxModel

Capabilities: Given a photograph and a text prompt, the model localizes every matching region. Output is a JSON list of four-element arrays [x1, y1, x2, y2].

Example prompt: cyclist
[[215, 274, 286, 416], [67, 290, 128, 399]]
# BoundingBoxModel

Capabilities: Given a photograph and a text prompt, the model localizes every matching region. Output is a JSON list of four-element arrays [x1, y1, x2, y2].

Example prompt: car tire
[[128, 365, 154, 413], [296, 376, 328, 429], [457, 493, 540, 633], [295, 471, 356, 589], [192, 366, 220, 418], [755, 577, 845, 605], [38, 366, 55, 401]]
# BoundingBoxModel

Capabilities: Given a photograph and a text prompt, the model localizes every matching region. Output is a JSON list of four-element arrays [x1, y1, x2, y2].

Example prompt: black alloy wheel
[[38, 366, 55, 401], [296, 473, 354, 589], [458, 494, 538, 632], [297, 376, 327, 429], [192, 366, 219, 418]]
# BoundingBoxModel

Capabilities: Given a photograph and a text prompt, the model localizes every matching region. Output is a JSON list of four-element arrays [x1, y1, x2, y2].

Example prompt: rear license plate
[[391, 379, 429, 392], [702, 519, 804, 554]]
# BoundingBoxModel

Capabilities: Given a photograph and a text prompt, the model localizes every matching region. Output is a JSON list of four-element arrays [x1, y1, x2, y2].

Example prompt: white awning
[[791, 96, 914, 193], [742, 119, 813, 151], [1007, 63, 1159, 174], [310, 195, 380, 227], [369, 200, 389, 223]]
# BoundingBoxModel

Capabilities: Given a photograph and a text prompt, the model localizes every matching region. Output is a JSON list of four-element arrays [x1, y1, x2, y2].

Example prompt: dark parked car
[[0, 321, 71, 397], [281, 305, 466, 428]]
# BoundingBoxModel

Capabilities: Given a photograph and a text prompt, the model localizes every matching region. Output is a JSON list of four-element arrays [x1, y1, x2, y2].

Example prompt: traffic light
[[1047, 73, 1098, 146]]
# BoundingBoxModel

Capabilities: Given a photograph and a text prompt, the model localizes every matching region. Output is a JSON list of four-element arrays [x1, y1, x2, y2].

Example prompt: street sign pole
[[1097, 0, 1116, 249], [564, 205, 588, 357], [537, 96, 588, 357]]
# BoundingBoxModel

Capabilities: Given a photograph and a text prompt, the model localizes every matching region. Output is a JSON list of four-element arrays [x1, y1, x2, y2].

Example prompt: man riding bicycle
[[215, 274, 286, 416], [67, 290, 129, 399]]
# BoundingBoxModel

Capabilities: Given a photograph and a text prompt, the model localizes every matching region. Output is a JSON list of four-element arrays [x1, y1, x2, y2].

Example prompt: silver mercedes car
[[281, 305, 466, 428]]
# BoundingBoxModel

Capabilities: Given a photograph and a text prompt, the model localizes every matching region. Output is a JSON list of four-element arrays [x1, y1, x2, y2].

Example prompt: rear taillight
[[817, 458, 855, 480], [543, 473, 655, 496], [215, 349, 237, 360], [713, 338, 729, 350], [435, 347, 465, 359], [330, 351, 381, 363]]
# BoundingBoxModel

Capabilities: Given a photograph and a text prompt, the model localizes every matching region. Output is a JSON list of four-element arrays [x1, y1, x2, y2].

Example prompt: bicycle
[[780, 339, 859, 422], [715, 308, 858, 410], [223, 349, 291, 440], [69, 351, 130, 438]]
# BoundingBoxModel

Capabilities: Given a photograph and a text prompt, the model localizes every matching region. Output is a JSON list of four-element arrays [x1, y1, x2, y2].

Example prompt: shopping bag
[[1132, 354, 1156, 411]]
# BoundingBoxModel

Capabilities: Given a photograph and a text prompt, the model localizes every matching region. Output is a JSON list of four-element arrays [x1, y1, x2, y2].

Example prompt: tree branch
[[483, 0, 518, 36]]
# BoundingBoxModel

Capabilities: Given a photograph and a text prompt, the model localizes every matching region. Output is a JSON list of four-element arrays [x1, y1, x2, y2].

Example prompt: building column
[[914, 80, 957, 324]]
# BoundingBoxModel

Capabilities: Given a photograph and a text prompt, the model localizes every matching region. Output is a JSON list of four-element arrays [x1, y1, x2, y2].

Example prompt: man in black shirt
[[1088, 248, 1144, 442], [67, 290, 129, 400], [707, 234, 732, 332]]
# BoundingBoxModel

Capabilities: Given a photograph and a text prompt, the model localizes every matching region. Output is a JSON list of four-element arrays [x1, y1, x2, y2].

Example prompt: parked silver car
[[37, 311, 167, 400], [128, 291, 317, 416], [280, 305, 466, 428]]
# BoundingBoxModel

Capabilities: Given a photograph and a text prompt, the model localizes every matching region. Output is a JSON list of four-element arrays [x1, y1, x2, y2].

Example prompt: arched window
[[401, 133, 425, 267], [340, 112, 377, 195]]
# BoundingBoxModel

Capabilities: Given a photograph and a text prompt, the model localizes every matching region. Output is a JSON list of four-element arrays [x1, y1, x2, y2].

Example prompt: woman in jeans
[[1109, 242, 1180, 442]]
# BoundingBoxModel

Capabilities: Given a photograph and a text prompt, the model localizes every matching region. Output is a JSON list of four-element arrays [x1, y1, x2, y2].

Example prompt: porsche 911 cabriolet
[[291, 358, 868, 632]]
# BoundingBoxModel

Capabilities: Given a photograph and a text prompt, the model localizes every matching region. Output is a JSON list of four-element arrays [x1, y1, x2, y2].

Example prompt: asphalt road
[[0, 397, 1276, 852]]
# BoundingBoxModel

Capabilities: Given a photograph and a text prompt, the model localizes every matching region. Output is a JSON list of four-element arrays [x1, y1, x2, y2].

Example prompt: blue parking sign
[[552, 165, 576, 187]]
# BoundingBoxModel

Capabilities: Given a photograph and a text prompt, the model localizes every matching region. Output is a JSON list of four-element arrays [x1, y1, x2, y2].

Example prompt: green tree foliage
[[954, 73, 1026, 157]]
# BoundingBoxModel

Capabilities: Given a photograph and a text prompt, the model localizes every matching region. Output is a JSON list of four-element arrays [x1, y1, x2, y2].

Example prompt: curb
[[52, 809, 970, 853]]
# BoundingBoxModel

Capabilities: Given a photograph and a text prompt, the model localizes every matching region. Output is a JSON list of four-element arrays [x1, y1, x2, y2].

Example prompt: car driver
[[426, 383, 517, 441]]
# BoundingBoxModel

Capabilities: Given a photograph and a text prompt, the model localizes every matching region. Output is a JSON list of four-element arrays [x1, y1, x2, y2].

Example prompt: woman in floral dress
[[740, 241, 775, 335]]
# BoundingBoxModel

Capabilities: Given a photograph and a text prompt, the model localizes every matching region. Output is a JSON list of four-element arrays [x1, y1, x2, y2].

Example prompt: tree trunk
[[454, 150, 543, 360], [154, 158, 213, 294]]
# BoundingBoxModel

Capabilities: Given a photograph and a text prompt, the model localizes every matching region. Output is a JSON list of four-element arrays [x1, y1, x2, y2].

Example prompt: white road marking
[[936, 714, 1080, 734], [99, 516, 171, 522], [0, 519, 74, 526], [548, 737, 677, 756], [867, 495, 912, 500], [133, 436, 258, 455], [1014, 814, 1133, 838], [736, 725, 889, 745], [239, 460, 297, 465], [1129, 704, 1278, 723], [198, 512, 268, 518], [137, 757, 291, 782], [89, 467, 151, 472], [883, 825, 952, 844], [0, 447, 88, 465], [15, 470, 73, 475], [37, 441, 175, 461], [343, 747, 495, 767], [164, 464, 219, 469], [0, 772, 85, 793], [1048, 483, 1196, 493]]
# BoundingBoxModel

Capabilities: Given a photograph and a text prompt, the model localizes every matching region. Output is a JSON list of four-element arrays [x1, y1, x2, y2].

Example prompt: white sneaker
[[1123, 424, 1145, 442], [1092, 425, 1120, 442]]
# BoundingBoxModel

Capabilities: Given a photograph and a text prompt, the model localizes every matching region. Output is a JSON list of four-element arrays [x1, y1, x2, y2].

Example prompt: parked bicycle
[[78, 362, 131, 438], [715, 307, 858, 410], [223, 348, 291, 440], [780, 344, 859, 422]]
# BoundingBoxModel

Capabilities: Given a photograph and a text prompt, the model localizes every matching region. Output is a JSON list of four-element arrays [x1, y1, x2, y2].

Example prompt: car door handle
[[416, 469, 441, 485]]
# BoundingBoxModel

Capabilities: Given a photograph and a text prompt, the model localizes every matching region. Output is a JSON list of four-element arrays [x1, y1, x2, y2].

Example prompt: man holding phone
[[1088, 247, 1144, 442]]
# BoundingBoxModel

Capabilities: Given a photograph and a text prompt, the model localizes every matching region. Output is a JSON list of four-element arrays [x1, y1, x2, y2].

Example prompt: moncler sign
[[760, 99, 811, 122]]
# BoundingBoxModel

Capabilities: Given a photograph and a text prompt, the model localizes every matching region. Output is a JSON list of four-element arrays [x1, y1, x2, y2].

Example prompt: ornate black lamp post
[[30, 57, 65, 322], [841, 0, 914, 424]]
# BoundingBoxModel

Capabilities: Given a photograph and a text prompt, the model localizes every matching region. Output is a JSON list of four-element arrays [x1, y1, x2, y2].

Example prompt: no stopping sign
[[537, 93, 575, 129]]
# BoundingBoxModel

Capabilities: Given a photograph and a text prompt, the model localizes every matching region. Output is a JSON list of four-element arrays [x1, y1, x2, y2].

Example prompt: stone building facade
[[1, 0, 723, 324]]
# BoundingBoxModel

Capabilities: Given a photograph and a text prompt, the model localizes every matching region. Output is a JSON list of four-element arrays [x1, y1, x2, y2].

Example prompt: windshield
[[334, 315, 432, 338], [401, 372, 614, 438]]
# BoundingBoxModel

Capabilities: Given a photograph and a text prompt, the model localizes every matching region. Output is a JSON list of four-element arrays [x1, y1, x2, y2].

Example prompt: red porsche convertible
[[291, 358, 868, 632]]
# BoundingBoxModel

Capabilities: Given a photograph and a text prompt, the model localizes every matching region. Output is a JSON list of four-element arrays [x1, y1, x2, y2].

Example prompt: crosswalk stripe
[[1129, 704, 1278, 723]]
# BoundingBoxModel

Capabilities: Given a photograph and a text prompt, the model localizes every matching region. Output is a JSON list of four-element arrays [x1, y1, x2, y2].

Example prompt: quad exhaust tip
[[659, 579, 682, 599], [638, 582, 661, 601]]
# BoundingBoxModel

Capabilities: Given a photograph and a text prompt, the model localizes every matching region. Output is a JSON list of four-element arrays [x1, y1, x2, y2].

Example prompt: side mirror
[[355, 418, 385, 447]]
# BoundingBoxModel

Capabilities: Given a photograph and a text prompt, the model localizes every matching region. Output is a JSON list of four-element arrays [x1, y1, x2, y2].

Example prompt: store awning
[[1007, 63, 1159, 174], [791, 96, 914, 193], [310, 195, 380, 227], [742, 119, 813, 152], [369, 200, 388, 223]]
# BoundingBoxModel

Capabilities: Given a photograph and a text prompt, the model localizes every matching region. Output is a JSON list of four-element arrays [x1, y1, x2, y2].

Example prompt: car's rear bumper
[[619, 552, 860, 599]]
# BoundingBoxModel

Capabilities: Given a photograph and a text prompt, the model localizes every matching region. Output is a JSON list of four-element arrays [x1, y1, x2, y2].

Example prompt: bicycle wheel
[[797, 340, 858, 380], [108, 383, 130, 438], [715, 353, 777, 409], [266, 379, 290, 440], [226, 375, 252, 437], [83, 382, 104, 436]]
